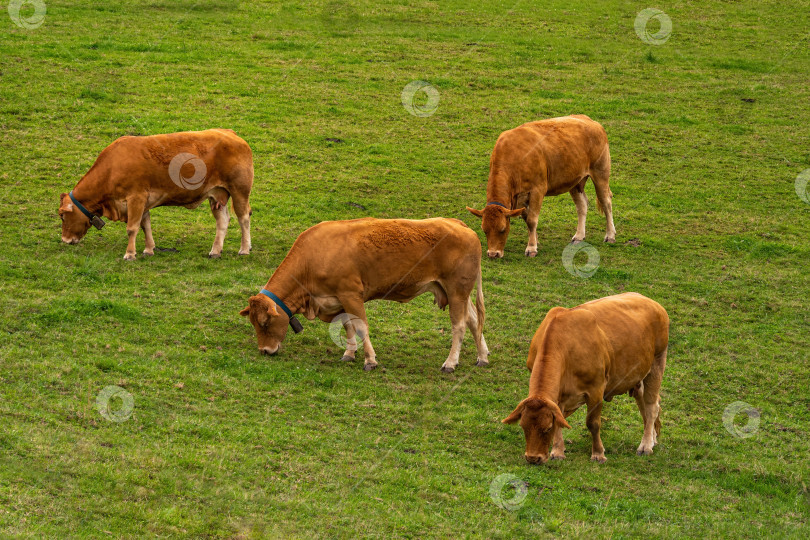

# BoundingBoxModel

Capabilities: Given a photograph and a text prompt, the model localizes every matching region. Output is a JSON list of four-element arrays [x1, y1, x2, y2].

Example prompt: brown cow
[[58, 129, 253, 260], [239, 217, 489, 373], [467, 115, 615, 259], [503, 293, 669, 464]]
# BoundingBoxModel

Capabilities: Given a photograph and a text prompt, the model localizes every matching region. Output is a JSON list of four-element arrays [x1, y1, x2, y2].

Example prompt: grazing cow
[[240, 217, 489, 373], [58, 129, 253, 260], [502, 293, 669, 464], [466, 114, 615, 259]]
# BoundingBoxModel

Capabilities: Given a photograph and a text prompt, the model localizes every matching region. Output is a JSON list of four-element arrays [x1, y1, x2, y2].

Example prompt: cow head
[[59, 192, 91, 244], [239, 294, 290, 355], [502, 397, 571, 464], [466, 205, 524, 258]]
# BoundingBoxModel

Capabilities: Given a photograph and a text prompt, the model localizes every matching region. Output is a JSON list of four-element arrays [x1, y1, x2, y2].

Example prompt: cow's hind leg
[[208, 197, 230, 258], [586, 398, 607, 463], [231, 190, 252, 256], [569, 179, 588, 243], [140, 210, 156, 256], [591, 146, 616, 243], [635, 347, 667, 455], [441, 295, 469, 373], [464, 298, 489, 367]]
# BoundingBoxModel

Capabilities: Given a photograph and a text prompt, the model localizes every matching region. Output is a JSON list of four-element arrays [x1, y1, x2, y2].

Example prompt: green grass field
[[1, 0, 809, 537]]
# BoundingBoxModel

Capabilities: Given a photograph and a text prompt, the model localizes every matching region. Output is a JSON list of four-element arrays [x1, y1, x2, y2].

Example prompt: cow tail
[[475, 264, 485, 339]]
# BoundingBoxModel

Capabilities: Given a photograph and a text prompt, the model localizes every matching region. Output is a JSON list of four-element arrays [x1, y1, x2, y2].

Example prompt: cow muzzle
[[62, 236, 79, 245], [487, 250, 504, 259], [524, 453, 548, 465], [260, 345, 279, 356]]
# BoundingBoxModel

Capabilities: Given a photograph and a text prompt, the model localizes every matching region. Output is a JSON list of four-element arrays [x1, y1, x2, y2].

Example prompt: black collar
[[259, 289, 304, 333], [68, 191, 105, 230], [486, 201, 509, 209]]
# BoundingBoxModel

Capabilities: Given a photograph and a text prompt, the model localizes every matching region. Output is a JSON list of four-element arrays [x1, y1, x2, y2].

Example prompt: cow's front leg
[[524, 191, 544, 257], [140, 210, 156, 256], [550, 421, 567, 460], [586, 400, 606, 463], [124, 196, 147, 261], [339, 298, 377, 371], [339, 315, 359, 362]]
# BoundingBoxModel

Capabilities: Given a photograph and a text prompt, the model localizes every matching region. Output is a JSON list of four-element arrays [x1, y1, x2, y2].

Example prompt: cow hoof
[[550, 453, 566, 461], [636, 448, 653, 456], [340, 355, 355, 362], [475, 359, 489, 367], [143, 250, 154, 257], [123, 253, 136, 261], [238, 249, 250, 256], [363, 363, 377, 371], [440, 366, 455, 374], [604, 237, 616, 244], [524, 250, 538, 258], [208, 252, 222, 259], [590, 455, 607, 463], [570, 238, 584, 244]]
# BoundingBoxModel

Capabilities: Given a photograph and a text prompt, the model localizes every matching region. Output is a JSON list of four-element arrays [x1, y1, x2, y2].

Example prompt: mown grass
[[1, 0, 809, 537]]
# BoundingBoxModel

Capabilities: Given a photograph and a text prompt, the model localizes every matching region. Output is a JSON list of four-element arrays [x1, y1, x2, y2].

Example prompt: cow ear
[[239, 307, 250, 317], [267, 302, 279, 317], [466, 206, 484, 218], [508, 208, 525, 218], [548, 400, 571, 429], [502, 400, 525, 424], [60, 192, 67, 202]]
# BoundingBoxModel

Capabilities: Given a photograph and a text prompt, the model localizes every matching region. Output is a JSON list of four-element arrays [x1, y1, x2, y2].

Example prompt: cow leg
[[208, 198, 230, 258], [586, 399, 607, 463], [569, 180, 588, 243], [124, 196, 147, 261], [523, 190, 544, 257], [441, 296, 468, 373], [339, 298, 377, 371], [590, 149, 616, 243], [140, 210, 156, 256], [231, 191, 252, 255], [550, 421, 566, 460], [339, 316, 359, 362], [464, 298, 489, 367], [636, 347, 667, 455]]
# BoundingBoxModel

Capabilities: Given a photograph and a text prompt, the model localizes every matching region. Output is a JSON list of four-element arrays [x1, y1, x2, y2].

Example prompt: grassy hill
[[1, 1, 808, 537]]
